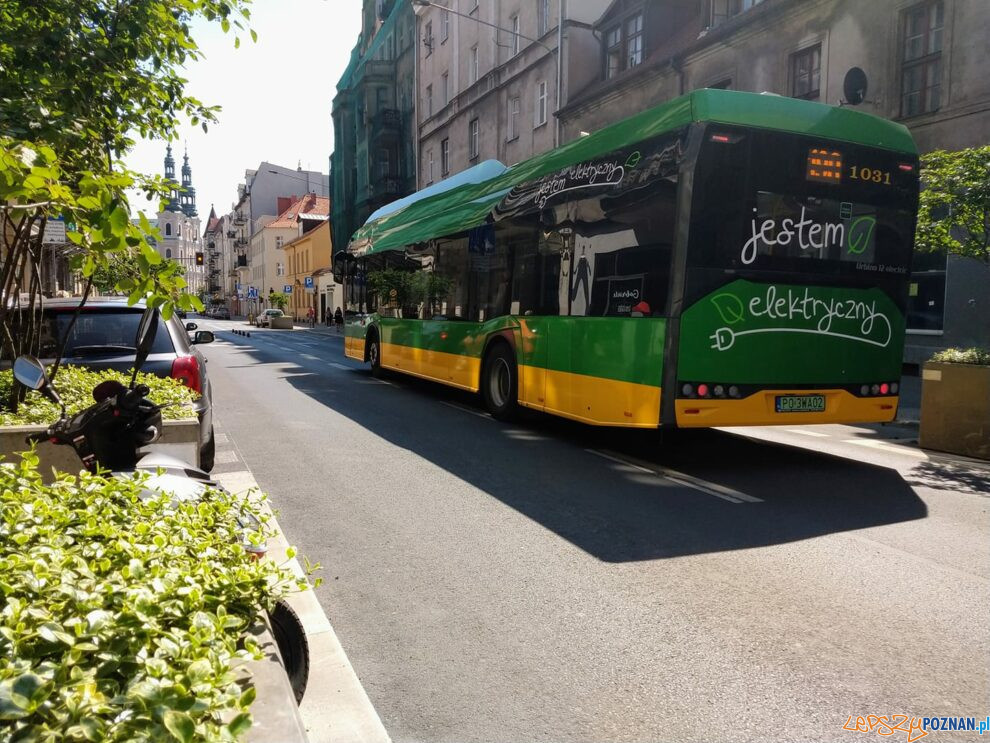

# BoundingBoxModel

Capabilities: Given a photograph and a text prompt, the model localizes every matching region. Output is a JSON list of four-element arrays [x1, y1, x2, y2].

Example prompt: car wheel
[[481, 343, 518, 420], [199, 427, 215, 472]]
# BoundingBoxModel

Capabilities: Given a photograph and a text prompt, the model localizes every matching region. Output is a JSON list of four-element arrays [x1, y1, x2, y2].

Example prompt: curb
[[213, 467, 391, 743]]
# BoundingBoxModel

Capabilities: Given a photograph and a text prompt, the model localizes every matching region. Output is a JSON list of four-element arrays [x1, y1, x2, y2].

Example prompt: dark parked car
[[4, 299, 217, 470]]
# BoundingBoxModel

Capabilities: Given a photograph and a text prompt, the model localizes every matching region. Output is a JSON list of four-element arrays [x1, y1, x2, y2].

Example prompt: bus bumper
[[674, 389, 898, 427]]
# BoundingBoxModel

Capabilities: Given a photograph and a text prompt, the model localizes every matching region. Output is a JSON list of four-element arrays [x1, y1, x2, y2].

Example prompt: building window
[[510, 14, 520, 56], [441, 71, 449, 105], [603, 11, 643, 79], [711, 0, 765, 26], [605, 26, 621, 79], [626, 13, 643, 68], [424, 20, 433, 55], [469, 118, 480, 159], [901, 0, 944, 117], [426, 83, 433, 116], [427, 149, 435, 184], [535, 80, 548, 127], [441, 137, 450, 175], [276, 262, 284, 277], [165, 222, 172, 236], [165, 248, 172, 259], [538, 0, 551, 36], [276, 235, 283, 250], [790, 44, 821, 100], [440, 8, 449, 42], [507, 96, 520, 140], [378, 148, 391, 178], [470, 45, 479, 84]]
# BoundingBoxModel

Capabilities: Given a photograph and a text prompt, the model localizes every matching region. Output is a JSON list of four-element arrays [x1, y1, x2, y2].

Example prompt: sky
[[124, 0, 363, 220]]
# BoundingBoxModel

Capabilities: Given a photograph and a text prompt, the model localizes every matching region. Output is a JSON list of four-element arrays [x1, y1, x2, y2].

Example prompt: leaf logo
[[846, 215, 876, 255], [625, 151, 642, 169], [710, 293, 745, 325]]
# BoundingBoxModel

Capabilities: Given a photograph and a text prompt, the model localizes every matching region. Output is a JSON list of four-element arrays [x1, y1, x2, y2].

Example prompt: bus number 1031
[[849, 165, 892, 185]]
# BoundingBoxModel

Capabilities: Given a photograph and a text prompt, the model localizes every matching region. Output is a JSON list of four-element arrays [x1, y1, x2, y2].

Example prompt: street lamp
[[409, 0, 562, 146]]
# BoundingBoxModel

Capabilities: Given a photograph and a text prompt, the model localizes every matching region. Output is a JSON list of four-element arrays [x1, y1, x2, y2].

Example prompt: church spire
[[164, 144, 179, 212], [179, 144, 197, 217]]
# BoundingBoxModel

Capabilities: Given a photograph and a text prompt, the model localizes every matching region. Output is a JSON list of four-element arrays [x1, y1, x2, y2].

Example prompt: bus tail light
[[682, 383, 694, 397], [890, 382, 899, 395], [713, 385, 725, 398], [880, 383, 889, 395], [697, 384, 710, 398], [728, 386, 741, 399], [898, 163, 915, 172]]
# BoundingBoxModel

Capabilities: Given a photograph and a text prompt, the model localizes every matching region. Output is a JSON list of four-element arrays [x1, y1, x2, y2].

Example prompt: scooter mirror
[[13, 355, 47, 390], [14, 354, 64, 413], [132, 307, 160, 386]]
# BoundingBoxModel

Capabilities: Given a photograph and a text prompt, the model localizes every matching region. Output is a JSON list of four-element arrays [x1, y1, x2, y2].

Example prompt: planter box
[[0, 418, 201, 481], [919, 361, 990, 460], [270, 317, 294, 329]]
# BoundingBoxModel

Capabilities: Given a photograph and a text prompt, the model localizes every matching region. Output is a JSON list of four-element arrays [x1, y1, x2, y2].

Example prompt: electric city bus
[[337, 89, 919, 429]]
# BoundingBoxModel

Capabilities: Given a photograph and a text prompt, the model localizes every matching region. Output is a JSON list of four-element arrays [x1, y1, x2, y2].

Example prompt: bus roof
[[349, 89, 916, 257]]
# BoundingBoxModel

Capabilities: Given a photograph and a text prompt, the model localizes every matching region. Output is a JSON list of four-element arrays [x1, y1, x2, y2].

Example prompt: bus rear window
[[688, 127, 917, 278]]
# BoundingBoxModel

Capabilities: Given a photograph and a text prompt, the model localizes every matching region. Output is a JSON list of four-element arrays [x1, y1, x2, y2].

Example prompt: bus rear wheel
[[482, 344, 518, 420], [367, 333, 383, 377]]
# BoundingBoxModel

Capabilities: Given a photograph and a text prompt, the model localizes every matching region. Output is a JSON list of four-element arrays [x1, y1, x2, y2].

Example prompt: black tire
[[367, 331, 383, 377], [269, 599, 310, 704], [481, 343, 518, 420], [199, 427, 215, 472]]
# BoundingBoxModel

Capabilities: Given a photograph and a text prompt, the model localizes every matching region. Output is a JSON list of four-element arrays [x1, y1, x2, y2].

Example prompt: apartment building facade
[[414, 0, 608, 187], [283, 220, 334, 321], [553, 0, 989, 362], [331, 0, 417, 253]]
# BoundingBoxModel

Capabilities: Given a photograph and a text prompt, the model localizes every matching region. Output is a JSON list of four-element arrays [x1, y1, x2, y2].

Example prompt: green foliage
[[0, 142, 202, 320], [0, 451, 304, 741], [0, 366, 198, 426], [409, 272, 453, 312], [366, 269, 415, 308], [929, 347, 990, 365], [267, 293, 288, 311], [916, 146, 990, 263], [91, 250, 186, 297], [0, 0, 254, 174]]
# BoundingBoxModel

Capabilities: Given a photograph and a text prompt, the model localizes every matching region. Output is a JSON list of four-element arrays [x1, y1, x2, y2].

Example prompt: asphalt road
[[196, 318, 989, 743]]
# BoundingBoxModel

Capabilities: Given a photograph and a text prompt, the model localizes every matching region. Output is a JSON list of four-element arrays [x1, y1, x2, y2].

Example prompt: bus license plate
[[775, 394, 826, 413]]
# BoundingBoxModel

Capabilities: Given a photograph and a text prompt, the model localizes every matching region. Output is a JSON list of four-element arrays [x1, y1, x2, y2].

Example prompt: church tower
[[180, 147, 198, 217], [164, 145, 180, 212]]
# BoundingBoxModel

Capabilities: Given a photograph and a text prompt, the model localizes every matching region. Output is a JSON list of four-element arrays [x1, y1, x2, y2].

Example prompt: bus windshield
[[686, 126, 917, 302]]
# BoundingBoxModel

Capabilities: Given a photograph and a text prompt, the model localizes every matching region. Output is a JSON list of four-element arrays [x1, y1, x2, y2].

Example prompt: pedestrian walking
[[334, 307, 343, 333], [306, 306, 315, 328]]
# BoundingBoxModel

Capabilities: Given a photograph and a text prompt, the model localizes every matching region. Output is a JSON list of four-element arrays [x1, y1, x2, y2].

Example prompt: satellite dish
[[843, 67, 868, 105]]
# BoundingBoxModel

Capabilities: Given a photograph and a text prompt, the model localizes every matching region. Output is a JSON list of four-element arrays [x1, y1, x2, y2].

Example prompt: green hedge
[[0, 451, 306, 741], [0, 366, 198, 427], [928, 347, 990, 365]]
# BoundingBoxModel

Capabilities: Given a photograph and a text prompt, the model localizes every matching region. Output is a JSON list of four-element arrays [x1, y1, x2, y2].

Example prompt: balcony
[[371, 108, 401, 142], [372, 177, 401, 198], [234, 237, 248, 248], [232, 213, 247, 225]]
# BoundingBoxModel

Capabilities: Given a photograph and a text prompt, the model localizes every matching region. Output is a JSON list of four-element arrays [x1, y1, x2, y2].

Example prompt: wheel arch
[[479, 330, 517, 387]]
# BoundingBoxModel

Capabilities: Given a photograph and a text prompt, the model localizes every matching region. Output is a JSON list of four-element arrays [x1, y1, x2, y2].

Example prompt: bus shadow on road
[[263, 355, 929, 562]]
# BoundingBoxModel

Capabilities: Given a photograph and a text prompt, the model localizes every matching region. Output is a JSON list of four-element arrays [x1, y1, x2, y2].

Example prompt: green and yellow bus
[[338, 89, 919, 429]]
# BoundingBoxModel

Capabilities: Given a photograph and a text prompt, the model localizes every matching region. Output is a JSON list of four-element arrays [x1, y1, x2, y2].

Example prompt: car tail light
[[171, 355, 202, 394]]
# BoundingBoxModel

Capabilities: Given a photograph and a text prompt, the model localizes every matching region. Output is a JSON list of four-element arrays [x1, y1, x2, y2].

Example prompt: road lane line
[[585, 448, 654, 474], [439, 401, 492, 419], [329, 362, 352, 371], [590, 448, 762, 503], [302, 354, 320, 361], [787, 428, 830, 437], [844, 438, 928, 458]]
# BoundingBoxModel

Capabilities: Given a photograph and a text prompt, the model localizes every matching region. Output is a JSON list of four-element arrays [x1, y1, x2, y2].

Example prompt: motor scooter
[[12, 305, 310, 703]]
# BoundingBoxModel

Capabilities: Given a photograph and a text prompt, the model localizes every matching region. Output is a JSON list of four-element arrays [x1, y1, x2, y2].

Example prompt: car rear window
[[4, 309, 176, 359]]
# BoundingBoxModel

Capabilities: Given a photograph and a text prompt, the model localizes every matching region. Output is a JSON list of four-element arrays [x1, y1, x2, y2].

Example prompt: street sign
[[283, 285, 293, 294], [42, 218, 66, 245], [304, 276, 314, 289], [247, 286, 258, 299]]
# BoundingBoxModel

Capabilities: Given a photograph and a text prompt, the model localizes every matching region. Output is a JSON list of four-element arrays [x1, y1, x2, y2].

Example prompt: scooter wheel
[[269, 599, 309, 704]]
